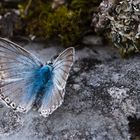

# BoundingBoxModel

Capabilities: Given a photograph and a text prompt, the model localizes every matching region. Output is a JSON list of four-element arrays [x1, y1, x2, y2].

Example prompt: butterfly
[[0, 37, 75, 117]]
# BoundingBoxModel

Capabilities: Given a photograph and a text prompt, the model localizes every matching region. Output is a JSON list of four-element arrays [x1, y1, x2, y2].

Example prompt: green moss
[[18, 0, 51, 36], [0, 0, 101, 46], [17, 0, 101, 46], [41, 6, 81, 45], [25, 5, 81, 45]]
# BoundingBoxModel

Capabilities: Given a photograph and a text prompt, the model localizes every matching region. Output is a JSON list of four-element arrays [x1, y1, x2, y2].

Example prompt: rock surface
[[0, 41, 140, 140]]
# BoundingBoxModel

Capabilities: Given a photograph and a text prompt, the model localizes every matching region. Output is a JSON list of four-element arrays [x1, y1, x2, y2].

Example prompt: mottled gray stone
[[0, 42, 139, 140], [82, 35, 103, 46]]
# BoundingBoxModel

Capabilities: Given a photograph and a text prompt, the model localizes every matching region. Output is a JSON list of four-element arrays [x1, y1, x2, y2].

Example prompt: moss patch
[[17, 0, 101, 46]]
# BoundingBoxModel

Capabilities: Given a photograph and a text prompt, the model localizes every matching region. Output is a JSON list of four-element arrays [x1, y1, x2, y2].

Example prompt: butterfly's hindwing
[[39, 47, 75, 117]]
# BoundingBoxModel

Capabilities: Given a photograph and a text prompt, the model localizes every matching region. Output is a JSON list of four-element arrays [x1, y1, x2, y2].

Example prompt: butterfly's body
[[37, 65, 53, 85], [32, 65, 53, 97], [0, 37, 75, 117]]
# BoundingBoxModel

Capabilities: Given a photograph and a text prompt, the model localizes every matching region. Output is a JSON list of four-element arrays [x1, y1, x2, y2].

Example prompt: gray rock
[[82, 35, 103, 46], [73, 84, 80, 91], [0, 42, 139, 140], [0, 11, 20, 38]]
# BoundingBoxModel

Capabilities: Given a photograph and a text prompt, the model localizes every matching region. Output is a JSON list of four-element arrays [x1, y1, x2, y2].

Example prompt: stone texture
[[82, 35, 103, 46], [0, 42, 139, 140]]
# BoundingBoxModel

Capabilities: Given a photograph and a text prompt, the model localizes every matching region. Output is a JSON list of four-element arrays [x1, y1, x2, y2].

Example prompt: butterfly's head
[[46, 61, 53, 66]]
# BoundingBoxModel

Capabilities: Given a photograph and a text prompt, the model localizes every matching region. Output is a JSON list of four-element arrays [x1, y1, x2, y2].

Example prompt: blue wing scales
[[0, 37, 43, 112]]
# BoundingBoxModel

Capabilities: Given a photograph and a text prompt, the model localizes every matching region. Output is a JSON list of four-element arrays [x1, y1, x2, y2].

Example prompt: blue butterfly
[[0, 37, 75, 117]]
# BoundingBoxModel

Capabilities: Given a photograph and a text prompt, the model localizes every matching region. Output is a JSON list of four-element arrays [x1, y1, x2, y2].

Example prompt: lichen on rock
[[92, 0, 140, 56]]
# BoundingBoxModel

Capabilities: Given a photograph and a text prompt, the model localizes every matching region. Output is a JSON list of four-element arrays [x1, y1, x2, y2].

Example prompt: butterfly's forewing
[[39, 47, 75, 117], [0, 37, 43, 112]]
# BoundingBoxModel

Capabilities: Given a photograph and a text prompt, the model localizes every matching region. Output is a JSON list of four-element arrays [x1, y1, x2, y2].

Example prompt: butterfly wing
[[39, 47, 75, 117], [0, 37, 43, 112]]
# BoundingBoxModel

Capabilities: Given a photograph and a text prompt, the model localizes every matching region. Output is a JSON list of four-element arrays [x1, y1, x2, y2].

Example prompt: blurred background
[[0, 0, 139, 56]]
